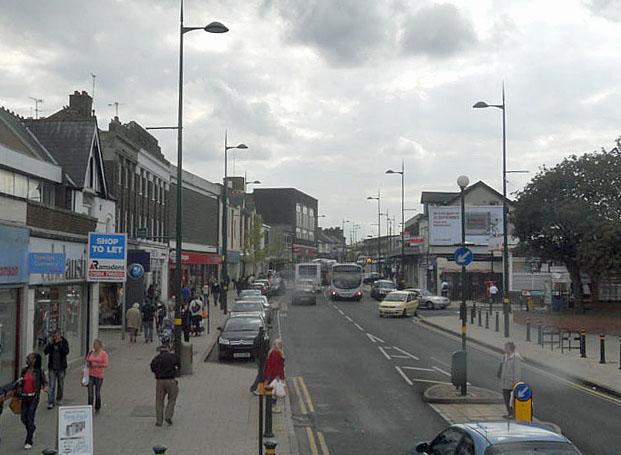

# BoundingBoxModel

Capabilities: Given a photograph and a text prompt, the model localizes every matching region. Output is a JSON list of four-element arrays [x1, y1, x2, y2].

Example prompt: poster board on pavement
[[58, 405, 93, 455]]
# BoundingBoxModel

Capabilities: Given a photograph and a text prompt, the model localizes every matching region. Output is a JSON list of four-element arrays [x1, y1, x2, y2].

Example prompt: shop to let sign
[[87, 233, 127, 282]]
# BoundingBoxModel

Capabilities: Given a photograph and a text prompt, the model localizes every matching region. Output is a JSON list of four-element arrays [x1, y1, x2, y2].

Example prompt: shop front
[[169, 251, 221, 296], [29, 237, 92, 364], [0, 224, 29, 383]]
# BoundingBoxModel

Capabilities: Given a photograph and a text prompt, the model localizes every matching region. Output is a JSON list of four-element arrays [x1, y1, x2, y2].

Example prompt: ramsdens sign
[[87, 233, 127, 282]]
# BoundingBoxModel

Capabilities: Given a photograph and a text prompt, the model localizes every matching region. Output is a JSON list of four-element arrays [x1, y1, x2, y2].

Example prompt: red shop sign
[[169, 251, 222, 265]]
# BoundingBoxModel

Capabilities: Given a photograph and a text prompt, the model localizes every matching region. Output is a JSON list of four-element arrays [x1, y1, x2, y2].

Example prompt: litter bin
[[179, 342, 193, 375], [451, 351, 467, 388]]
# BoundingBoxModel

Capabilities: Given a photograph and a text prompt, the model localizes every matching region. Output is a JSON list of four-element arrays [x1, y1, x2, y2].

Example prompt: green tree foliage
[[243, 214, 267, 275], [512, 140, 621, 309]]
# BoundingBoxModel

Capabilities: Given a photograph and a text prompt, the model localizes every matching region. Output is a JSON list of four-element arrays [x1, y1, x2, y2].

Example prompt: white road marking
[[431, 356, 450, 367], [378, 346, 392, 359], [392, 346, 419, 360], [366, 333, 385, 343], [390, 355, 411, 359], [338, 310, 345, 315], [410, 379, 454, 385], [433, 366, 451, 377], [401, 366, 435, 372], [345, 316, 353, 322], [354, 323, 364, 331], [395, 366, 414, 385]]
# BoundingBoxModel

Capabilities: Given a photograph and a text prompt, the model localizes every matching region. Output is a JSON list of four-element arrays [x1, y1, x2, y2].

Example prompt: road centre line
[[298, 376, 315, 413], [378, 346, 392, 359], [433, 366, 451, 377], [345, 315, 353, 322], [306, 427, 319, 455], [317, 431, 330, 455], [354, 323, 364, 331], [392, 346, 420, 360], [395, 366, 414, 385], [366, 333, 385, 343], [291, 377, 308, 415]]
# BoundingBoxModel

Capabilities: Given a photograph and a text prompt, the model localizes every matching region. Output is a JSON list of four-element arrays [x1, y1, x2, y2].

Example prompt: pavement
[[419, 302, 621, 397], [0, 298, 299, 455]]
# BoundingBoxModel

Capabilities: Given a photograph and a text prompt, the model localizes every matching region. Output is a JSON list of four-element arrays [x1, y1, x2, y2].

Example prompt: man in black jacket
[[43, 331, 69, 409], [150, 344, 179, 426], [249, 327, 269, 395], [142, 301, 157, 343]]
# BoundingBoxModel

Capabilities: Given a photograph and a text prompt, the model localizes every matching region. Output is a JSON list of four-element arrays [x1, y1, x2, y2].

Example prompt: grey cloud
[[400, 3, 477, 57], [584, 0, 621, 21]]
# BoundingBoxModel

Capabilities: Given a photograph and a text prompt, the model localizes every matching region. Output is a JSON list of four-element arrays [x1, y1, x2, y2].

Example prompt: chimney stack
[[69, 90, 93, 117]]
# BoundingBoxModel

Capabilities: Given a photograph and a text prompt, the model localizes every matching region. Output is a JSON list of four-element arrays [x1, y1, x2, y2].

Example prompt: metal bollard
[[537, 322, 543, 345], [478, 309, 482, 327], [42, 450, 58, 455], [526, 319, 531, 342], [258, 382, 264, 455], [264, 440, 278, 455], [263, 386, 274, 438], [580, 329, 587, 358], [153, 445, 167, 455], [485, 311, 489, 329], [495, 311, 499, 332], [600, 334, 606, 364]]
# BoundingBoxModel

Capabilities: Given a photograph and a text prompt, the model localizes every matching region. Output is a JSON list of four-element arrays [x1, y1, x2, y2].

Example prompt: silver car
[[406, 288, 450, 310]]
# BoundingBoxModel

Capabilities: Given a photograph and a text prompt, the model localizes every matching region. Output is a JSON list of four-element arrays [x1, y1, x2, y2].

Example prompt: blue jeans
[[88, 376, 104, 410], [21, 395, 39, 444], [48, 369, 66, 406], [143, 321, 154, 341]]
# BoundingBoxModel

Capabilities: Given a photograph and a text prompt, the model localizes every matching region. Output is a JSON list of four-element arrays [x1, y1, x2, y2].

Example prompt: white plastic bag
[[269, 379, 287, 398], [81, 364, 90, 387]]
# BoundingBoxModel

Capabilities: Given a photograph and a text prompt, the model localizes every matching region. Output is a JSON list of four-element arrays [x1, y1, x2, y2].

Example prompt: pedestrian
[[263, 338, 285, 413], [212, 282, 220, 308], [189, 295, 203, 336], [249, 327, 269, 395], [490, 283, 499, 304], [150, 341, 179, 427], [155, 300, 166, 332], [43, 331, 69, 409], [18, 353, 48, 449], [126, 302, 142, 343], [441, 279, 449, 298], [181, 303, 192, 342], [498, 341, 522, 418], [201, 282, 210, 305], [181, 283, 191, 304], [147, 284, 156, 303], [86, 339, 109, 413], [142, 299, 157, 343]]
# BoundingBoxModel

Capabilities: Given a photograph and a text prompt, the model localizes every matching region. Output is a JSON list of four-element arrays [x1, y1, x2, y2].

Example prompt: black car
[[217, 315, 268, 361], [371, 279, 397, 300], [363, 272, 380, 284]]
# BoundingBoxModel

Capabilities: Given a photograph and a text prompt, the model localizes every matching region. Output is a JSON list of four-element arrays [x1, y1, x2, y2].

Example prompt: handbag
[[269, 379, 288, 398], [10, 396, 21, 414], [81, 363, 90, 387]]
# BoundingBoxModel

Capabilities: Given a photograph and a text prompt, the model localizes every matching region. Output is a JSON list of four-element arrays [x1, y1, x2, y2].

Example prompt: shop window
[[14, 173, 28, 198], [0, 289, 19, 384]]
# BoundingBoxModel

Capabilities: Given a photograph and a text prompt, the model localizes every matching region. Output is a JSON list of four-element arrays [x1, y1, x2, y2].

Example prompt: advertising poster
[[87, 233, 127, 282], [58, 405, 93, 455], [429, 206, 503, 245]]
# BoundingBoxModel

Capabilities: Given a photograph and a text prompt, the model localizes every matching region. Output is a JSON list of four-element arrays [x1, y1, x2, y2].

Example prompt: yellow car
[[378, 290, 419, 318]]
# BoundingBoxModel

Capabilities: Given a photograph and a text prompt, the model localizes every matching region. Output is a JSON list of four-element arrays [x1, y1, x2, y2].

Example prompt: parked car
[[254, 279, 272, 296], [217, 315, 268, 361], [229, 301, 267, 322], [238, 289, 262, 299], [292, 279, 316, 305], [378, 290, 418, 317], [252, 282, 269, 297], [411, 421, 582, 455], [405, 288, 450, 309], [236, 294, 272, 323], [371, 279, 397, 300], [363, 272, 380, 284]]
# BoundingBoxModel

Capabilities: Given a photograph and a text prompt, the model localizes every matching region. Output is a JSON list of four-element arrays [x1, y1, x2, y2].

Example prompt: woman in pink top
[[86, 339, 108, 412]]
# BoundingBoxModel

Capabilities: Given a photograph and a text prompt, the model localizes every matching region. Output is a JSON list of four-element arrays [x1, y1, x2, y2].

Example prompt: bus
[[295, 263, 322, 292], [330, 263, 363, 301]]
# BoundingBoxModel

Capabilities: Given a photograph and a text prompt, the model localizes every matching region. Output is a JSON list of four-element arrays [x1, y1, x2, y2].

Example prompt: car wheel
[[402, 308, 407, 318], [429, 301, 435, 310], [414, 309, 419, 317], [379, 313, 384, 318]]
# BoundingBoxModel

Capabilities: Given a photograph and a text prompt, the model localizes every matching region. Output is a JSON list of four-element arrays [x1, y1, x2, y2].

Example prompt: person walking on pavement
[[499, 341, 522, 418], [181, 303, 192, 342], [126, 302, 142, 343], [43, 331, 69, 409], [18, 353, 48, 449], [86, 339, 108, 413], [263, 338, 285, 413], [142, 299, 157, 343], [490, 283, 500, 304], [211, 282, 220, 308], [441, 279, 449, 298], [249, 327, 269, 395], [189, 295, 203, 336], [150, 342, 179, 426], [181, 283, 191, 304]]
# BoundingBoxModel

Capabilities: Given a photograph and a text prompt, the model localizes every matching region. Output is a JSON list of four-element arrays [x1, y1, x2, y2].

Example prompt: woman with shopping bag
[[263, 338, 285, 413]]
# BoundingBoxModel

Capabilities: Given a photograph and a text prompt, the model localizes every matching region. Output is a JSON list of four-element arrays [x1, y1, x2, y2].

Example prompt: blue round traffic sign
[[454, 247, 473, 266], [514, 383, 531, 401], [129, 263, 145, 279]]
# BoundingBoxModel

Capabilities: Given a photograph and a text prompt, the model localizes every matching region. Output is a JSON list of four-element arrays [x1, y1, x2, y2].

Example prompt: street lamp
[[222, 131, 248, 315], [173, 0, 228, 357], [473, 86, 510, 337], [342, 219, 350, 262], [386, 160, 405, 286], [457, 174, 469, 396], [367, 192, 381, 276]]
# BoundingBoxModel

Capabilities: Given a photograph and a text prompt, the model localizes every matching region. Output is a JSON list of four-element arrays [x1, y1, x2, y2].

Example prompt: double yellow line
[[291, 377, 329, 454], [305, 427, 330, 455]]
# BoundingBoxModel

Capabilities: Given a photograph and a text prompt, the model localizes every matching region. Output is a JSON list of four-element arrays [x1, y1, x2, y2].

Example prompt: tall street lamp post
[[173, 1, 228, 357], [457, 175, 469, 396], [341, 219, 350, 262], [221, 131, 248, 315], [386, 160, 404, 286], [473, 86, 510, 337], [366, 192, 381, 276]]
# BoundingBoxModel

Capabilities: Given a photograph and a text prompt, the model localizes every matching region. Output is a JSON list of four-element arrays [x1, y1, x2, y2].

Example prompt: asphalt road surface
[[279, 288, 621, 455]]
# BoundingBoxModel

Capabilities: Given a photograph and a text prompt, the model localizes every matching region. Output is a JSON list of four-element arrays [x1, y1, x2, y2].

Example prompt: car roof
[[232, 301, 263, 307], [457, 421, 570, 446], [386, 290, 412, 296]]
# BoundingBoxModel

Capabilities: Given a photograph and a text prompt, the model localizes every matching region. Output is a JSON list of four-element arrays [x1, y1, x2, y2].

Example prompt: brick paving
[[0, 303, 298, 455]]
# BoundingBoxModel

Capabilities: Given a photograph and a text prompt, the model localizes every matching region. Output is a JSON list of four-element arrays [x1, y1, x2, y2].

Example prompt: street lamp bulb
[[235, 143, 248, 149], [473, 101, 489, 109], [248, 180, 261, 184], [457, 175, 470, 189], [204, 21, 229, 33], [385, 169, 395, 174], [366, 196, 375, 200]]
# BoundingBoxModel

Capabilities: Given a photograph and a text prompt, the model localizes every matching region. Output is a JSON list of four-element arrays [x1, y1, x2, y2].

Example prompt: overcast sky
[[2, 0, 621, 241]]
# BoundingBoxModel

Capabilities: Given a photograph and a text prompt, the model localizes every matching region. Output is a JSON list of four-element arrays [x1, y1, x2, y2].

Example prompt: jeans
[[250, 358, 266, 392], [48, 369, 66, 406], [144, 321, 154, 341], [21, 395, 39, 444], [88, 376, 104, 410], [502, 388, 512, 415]]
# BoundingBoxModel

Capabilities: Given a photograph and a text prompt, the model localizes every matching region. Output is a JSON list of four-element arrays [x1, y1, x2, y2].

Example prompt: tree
[[511, 140, 621, 310], [243, 214, 267, 276]]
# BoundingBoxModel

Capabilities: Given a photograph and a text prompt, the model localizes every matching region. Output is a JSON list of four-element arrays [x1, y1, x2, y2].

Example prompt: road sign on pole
[[454, 247, 473, 266], [513, 382, 533, 422]]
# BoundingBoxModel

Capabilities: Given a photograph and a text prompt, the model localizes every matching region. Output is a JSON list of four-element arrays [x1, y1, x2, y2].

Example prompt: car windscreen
[[485, 441, 582, 455], [379, 282, 396, 289], [383, 293, 406, 302], [242, 296, 268, 303], [223, 317, 263, 331], [240, 290, 261, 296], [231, 303, 263, 313], [419, 289, 433, 296]]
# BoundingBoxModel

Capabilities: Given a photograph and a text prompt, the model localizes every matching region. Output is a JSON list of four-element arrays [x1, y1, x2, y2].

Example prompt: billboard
[[87, 233, 127, 282], [429, 206, 503, 246]]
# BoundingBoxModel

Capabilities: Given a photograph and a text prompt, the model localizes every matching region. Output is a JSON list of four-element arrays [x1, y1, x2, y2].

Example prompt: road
[[279, 288, 621, 455]]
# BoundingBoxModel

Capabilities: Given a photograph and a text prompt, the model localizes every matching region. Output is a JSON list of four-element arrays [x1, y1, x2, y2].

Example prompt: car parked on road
[[411, 421, 582, 455], [229, 301, 267, 322], [238, 289, 261, 299], [405, 288, 450, 310], [292, 279, 316, 305], [363, 272, 380, 284], [371, 279, 397, 300], [217, 315, 268, 361], [378, 290, 418, 317], [235, 294, 272, 323]]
